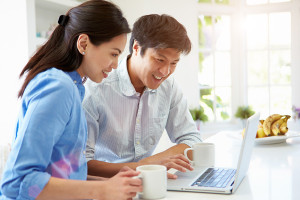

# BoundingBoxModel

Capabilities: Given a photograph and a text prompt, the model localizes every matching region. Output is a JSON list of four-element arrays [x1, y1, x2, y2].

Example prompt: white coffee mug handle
[[132, 175, 143, 196], [184, 148, 193, 163]]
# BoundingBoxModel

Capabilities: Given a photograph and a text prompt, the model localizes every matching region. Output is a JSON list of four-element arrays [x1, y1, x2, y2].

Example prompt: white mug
[[184, 143, 215, 167], [136, 165, 167, 199]]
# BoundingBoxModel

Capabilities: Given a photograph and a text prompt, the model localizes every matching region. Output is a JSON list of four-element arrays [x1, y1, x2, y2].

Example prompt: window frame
[[197, 0, 300, 133]]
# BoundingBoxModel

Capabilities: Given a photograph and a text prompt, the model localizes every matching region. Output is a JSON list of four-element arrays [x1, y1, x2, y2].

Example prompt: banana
[[263, 114, 282, 136], [259, 120, 265, 125], [271, 117, 285, 136], [256, 127, 266, 138], [279, 115, 291, 135], [279, 121, 288, 135], [241, 128, 245, 138]]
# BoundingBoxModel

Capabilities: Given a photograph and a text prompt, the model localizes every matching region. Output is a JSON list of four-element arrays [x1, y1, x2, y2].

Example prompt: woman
[[0, 0, 142, 199]]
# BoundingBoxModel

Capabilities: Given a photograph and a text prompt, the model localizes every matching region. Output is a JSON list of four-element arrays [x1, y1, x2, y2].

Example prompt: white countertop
[[136, 130, 300, 200]]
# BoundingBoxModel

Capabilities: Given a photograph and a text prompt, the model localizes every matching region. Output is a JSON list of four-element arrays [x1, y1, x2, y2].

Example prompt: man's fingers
[[165, 162, 185, 172], [167, 172, 178, 179], [171, 154, 191, 163], [171, 158, 194, 171]]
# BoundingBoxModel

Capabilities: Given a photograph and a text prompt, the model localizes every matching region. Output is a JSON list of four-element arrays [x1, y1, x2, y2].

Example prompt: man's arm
[[139, 143, 192, 163], [165, 79, 203, 147], [87, 143, 193, 179], [87, 160, 139, 178]]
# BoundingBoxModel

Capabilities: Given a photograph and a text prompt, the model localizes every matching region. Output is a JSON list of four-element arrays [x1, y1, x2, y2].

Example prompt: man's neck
[[127, 57, 145, 94]]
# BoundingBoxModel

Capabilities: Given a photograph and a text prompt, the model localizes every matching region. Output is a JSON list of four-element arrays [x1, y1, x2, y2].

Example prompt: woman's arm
[[87, 174, 108, 181], [37, 170, 142, 200]]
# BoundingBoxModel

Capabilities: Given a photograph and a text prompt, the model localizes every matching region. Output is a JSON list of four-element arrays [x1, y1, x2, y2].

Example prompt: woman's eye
[[157, 59, 164, 62]]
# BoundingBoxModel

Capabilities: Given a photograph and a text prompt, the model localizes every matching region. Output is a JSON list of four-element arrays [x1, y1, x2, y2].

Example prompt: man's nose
[[159, 64, 170, 77]]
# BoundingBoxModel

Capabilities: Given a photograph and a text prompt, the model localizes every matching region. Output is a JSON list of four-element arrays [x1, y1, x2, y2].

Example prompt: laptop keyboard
[[191, 168, 236, 188]]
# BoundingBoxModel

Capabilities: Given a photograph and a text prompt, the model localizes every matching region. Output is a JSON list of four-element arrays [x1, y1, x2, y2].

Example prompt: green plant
[[190, 107, 209, 122], [235, 106, 255, 119], [200, 87, 230, 121]]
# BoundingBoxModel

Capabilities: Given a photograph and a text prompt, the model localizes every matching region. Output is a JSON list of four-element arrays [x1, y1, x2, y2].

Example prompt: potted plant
[[189, 106, 208, 130], [235, 105, 255, 127]]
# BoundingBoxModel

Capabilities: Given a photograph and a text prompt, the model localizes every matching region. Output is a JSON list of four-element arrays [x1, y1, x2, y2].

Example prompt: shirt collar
[[117, 56, 156, 96], [65, 70, 85, 102]]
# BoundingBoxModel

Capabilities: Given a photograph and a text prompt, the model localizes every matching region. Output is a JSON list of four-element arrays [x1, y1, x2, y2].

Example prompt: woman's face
[[77, 34, 127, 83]]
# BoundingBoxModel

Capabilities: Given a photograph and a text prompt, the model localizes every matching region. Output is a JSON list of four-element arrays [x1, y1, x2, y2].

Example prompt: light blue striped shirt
[[83, 56, 202, 163], [0, 68, 87, 200]]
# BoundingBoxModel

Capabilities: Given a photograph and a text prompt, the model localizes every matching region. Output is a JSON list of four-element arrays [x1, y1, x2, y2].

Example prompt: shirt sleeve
[[165, 79, 202, 147], [82, 82, 100, 162], [0, 76, 74, 200]]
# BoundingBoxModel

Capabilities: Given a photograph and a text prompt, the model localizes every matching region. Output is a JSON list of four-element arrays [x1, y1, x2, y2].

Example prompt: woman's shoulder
[[25, 68, 75, 99], [34, 68, 74, 87], [40, 68, 73, 83]]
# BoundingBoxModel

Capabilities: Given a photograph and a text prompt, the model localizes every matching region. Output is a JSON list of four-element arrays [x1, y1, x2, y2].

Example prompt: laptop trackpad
[[167, 168, 207, 188], [175, 168, 207, 178]]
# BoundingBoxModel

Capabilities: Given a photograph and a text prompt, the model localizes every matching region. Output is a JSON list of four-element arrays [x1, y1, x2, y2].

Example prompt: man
[[83, 14, 202, 179]]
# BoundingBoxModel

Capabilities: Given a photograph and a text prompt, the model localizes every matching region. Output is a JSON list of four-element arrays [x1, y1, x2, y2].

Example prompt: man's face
[[133, 47, 181, 90]]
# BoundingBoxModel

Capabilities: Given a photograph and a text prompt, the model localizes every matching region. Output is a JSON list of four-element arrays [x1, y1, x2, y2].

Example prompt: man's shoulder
[[101, 70, 119, 84], [84, 70, 122, 107], [157, 76, 176, 91], [86, 70, 119, 90]]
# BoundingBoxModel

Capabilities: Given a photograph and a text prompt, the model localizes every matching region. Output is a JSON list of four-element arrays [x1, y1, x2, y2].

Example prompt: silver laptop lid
[[232, 112, 260, 193]]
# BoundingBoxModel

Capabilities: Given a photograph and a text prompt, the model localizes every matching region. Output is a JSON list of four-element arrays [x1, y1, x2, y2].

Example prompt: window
[[198, 15, 231, 121], [246, 12, 291, 118], [198, 0, 230, 4], [246, 0, 290, 5], [197, 0, 295, 124]]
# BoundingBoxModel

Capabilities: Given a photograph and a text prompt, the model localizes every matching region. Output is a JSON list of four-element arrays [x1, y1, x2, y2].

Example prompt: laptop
[[167, 112, 260, 194]]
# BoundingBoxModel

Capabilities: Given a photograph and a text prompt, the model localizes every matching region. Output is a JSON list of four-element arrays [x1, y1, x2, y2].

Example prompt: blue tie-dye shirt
[[0, 68, 87, 200]]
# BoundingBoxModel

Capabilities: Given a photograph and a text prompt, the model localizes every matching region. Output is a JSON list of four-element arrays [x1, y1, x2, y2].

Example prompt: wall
[[291, 1, 300, 108], [112, 0, 200, 107], [35, 1, 69, 36], [0, 0, 31, 144]]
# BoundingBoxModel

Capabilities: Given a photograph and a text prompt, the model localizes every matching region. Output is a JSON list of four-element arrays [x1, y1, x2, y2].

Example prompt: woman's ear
[[77, 34, 89, 55]]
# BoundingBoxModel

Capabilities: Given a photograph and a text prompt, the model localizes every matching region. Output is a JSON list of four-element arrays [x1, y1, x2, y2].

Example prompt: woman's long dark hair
[[18, 0, 130, 97]]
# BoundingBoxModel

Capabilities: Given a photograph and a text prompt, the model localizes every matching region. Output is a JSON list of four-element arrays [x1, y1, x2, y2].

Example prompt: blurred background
[[1, 0, 300, 144]]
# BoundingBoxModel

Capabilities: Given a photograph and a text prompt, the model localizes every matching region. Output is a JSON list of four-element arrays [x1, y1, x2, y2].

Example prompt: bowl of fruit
[[255, 114, 300, 144]]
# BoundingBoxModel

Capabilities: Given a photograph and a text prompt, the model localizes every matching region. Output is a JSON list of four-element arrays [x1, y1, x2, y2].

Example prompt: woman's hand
[[98, 169, 143, 200]]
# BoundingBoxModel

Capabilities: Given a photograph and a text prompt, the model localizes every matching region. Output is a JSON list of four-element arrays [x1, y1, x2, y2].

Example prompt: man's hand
[[139, 154, 193, 179]]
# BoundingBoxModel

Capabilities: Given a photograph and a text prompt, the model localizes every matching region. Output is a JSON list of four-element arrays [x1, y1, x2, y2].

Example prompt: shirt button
[[136, 119, 140, 123], [136, 141, 140, 145], [83, 151, 86, 155], [149, 136, 155, 145], [74, 80, 77, 84]]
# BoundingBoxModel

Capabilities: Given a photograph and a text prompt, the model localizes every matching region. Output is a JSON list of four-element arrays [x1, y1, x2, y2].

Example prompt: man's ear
[[77, 34, 89, 55], [132, 40, 140, 56]]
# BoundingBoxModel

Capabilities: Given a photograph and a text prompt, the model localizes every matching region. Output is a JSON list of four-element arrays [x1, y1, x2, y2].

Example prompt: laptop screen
[[232, 112, 260, 192]]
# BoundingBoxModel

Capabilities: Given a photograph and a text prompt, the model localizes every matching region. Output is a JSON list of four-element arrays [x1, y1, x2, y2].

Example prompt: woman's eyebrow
[[112, 48, 122, 53]]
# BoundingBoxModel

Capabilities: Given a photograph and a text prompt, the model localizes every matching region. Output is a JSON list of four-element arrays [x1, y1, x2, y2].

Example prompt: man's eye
[[157, 59, 164, 62], [112, 54, 118, 57]]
